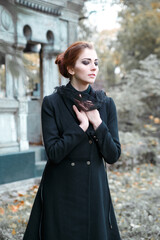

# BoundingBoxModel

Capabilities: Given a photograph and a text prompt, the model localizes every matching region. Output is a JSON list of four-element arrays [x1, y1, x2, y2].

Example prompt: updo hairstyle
[[55, 41, 94, 79]]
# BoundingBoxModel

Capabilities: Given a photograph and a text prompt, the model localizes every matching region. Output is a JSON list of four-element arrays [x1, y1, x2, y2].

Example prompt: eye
[[94, 61, 98, 66], [82, 60, 90, 65]]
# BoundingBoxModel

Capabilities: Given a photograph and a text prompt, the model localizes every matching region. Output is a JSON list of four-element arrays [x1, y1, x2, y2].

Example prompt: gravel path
[[0, 163, 159, 240]]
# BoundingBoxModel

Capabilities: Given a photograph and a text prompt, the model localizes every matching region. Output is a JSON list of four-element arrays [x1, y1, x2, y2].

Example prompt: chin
[[88, 79, 96, 84], [80, 78, 96, 85], [87, 78, 96, 83], [84, 81, 95, 85]]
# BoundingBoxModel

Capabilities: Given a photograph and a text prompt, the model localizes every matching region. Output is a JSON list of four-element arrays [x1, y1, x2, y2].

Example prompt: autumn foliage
[[114, 0, 160, 71]]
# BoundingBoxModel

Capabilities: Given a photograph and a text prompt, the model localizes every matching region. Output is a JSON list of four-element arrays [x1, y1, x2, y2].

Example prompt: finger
[[73, 105, 79, 113]]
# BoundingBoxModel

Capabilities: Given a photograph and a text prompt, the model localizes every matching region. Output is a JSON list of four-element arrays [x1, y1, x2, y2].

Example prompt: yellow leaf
[[149, 115, 154, 120], [0, 207, 5, 215], [18, 193, 24, 197], [17, 201, 24, 208], [31, 185, 38, 190], [12, 229, 16, 235], [154, 117, 160, 124], [136, 167, 140, 173], [8, 204, 19, 213]]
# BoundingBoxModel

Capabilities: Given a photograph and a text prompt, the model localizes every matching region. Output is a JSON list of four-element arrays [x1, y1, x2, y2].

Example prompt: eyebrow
[[82, 58, 98, 61]]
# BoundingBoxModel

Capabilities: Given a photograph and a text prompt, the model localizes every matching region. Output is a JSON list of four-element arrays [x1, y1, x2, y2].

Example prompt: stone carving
[[1, 7, 12, 31], [15, 0, 62, 16]]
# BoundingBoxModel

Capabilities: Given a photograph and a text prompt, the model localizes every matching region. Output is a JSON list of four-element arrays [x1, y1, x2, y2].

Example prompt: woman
[[23, 41, 121, 240]]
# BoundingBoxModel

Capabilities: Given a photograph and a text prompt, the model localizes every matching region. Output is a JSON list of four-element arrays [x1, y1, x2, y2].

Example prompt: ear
[[67, 66, 75, 75]]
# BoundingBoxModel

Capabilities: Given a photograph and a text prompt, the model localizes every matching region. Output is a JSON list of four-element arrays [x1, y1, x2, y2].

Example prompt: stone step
[[0, 151, 35, 184], [29, 146, 47, 162], [35, 160, 46, 177], [0, 146, 48, 184]]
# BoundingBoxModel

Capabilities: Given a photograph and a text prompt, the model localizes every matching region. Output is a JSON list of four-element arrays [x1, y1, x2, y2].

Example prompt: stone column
[[42, 46, 59, 97], [18, 99, 29, 151], [6, 50, 29, 151]]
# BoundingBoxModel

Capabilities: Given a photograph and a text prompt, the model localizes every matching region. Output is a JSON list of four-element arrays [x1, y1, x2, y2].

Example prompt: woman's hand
[[73, 105, 89, 131], [86, 109, 102, 130]]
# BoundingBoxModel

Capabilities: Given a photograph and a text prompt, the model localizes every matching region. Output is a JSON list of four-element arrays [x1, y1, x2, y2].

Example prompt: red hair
[[55, 41, 94, 79]]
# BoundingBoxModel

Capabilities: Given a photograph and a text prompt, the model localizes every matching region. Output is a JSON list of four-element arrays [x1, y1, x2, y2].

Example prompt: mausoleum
[[0, 0, 86, 184]]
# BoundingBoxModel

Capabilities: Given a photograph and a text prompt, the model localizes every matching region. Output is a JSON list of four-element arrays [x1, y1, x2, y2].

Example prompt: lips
[[88, 74, 96, 77]]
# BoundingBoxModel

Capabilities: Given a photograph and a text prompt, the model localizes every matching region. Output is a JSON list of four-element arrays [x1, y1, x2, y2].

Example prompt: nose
[[90, 62, 97, 71]]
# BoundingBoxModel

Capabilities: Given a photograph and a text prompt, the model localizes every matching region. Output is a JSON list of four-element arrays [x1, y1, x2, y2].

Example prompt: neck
[[70, 80, 89, 92]]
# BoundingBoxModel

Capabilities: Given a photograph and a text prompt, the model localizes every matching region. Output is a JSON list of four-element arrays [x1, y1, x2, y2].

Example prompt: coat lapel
[[61, 94, 79, 123]]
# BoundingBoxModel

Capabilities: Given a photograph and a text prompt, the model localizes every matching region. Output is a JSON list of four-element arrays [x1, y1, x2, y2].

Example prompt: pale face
[[68, 48, 99, 90]]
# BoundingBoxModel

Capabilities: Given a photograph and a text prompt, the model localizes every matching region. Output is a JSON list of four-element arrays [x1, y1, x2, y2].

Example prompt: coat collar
[[60, 82, 96, 122], [66, 82, 91, 95], [56, 82, 105, 136]]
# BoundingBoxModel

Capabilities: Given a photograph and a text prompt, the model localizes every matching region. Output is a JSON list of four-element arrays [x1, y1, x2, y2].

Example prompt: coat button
[[89, 140, 92, 144], [71, 162, 75, 166], [86, 161, 91, 165], [93, 135, 96, 139]]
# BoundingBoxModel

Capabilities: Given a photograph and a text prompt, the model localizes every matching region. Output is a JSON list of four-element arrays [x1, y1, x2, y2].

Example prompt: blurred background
[[0, 0, 160, 239]]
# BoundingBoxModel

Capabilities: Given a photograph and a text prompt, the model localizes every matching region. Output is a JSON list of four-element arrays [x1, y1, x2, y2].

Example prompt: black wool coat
[[23, 83, 121, 240]]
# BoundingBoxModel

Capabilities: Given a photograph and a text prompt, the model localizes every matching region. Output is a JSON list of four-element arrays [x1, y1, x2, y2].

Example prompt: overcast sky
[[85, 1, 121, 31]]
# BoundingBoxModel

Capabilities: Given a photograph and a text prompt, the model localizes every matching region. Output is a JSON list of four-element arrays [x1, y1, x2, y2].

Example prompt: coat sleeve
[[41, 96, 86, 164], [94, 97, 121, 164]]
